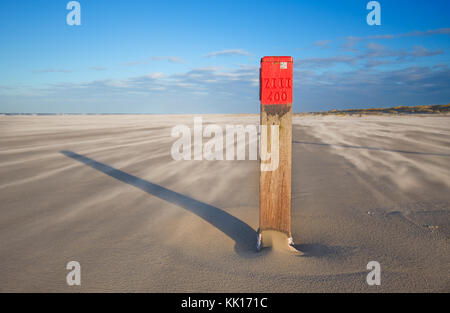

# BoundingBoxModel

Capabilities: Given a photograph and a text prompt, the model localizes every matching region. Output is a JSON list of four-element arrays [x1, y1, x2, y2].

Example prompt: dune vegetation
[[298, 103, 450, 116]]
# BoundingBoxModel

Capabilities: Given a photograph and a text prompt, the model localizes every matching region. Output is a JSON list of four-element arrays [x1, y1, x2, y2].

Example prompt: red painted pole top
[[261, 56, 293, 63], [260, 56, 293, 106]]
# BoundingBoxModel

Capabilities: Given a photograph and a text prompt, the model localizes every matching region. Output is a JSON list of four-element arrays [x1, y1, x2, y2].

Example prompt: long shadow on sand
[[293, 141, 450, 157], [60, 150, 258, 256]]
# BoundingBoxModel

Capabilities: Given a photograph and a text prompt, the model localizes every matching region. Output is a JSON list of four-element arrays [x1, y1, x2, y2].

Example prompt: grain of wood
[[260, 104, 292, 241]]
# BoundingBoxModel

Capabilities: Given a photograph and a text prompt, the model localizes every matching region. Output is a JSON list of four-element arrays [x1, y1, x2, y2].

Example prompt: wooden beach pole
[[258, 56, 297, 251]]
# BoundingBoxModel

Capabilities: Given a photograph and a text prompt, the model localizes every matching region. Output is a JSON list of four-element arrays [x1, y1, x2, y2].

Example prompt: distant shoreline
[[298, 103, 450, 116], [1, 103, 449, 116]]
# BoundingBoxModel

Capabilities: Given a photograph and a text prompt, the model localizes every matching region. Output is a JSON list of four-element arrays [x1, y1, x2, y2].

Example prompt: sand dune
[[0, 114, 449, 292]]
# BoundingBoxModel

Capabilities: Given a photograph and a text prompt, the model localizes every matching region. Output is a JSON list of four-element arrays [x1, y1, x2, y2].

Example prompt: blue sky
[[0, 0, 449, 113]]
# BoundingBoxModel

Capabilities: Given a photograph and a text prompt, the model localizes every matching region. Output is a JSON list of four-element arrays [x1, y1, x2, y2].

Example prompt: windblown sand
[[0, 114, 449, 292]]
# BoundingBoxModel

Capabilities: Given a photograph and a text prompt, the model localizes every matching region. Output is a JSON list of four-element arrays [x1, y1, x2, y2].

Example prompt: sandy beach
[[0, 114, 449, 292]]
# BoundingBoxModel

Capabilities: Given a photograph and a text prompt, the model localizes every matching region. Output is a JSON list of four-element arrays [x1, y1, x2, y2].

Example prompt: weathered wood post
[[258, 56, 296, 252]]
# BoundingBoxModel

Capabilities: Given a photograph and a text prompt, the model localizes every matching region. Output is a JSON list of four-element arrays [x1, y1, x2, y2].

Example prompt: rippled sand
[[0, 114, 449, 292]]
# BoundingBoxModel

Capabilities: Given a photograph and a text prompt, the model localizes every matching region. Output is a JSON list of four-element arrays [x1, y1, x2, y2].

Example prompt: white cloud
[[204, 49, 252, 58], [151, 56, 184, 64], [313, 40, 332, 49], [32, 69, 73, 73], [296, 43, 444, 70], [89, 67, 108, 71], [147, 72, 165, 79]]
